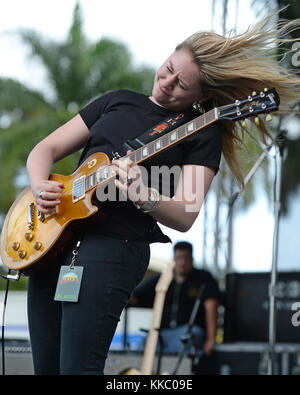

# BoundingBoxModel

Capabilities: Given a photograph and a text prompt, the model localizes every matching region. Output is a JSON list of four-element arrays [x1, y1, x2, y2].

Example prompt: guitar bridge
[[27, 203, 35, 230]]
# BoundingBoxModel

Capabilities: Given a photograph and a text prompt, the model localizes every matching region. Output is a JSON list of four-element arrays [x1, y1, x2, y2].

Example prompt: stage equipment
[[228, 123, 291, 375], [172, 285, 205, 374], [195, 343, 300, 375], [224, 272, 300, 343]]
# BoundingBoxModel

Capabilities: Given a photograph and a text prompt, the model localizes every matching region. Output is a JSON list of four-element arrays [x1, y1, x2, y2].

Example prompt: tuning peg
[[241, 120, 247, 129], [264, 88, 268, 92], [252, 91, 257, 96], [254, 117, 260, 126], [266, 114, 273, 122]]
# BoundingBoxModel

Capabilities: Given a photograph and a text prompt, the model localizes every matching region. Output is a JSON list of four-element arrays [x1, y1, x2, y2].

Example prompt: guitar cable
[[0, 269, 20, 375], [0, 269, 11, 376]]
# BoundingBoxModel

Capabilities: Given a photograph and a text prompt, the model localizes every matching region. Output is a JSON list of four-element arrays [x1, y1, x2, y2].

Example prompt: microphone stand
[[227, 144, 273, 210], [172, 285, 205, 375], [267, 130, 286, 375], [227, 127, 288, 376]]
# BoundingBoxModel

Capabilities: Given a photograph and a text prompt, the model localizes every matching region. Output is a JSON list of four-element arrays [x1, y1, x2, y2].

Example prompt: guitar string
[[54, 96, 271, 197]]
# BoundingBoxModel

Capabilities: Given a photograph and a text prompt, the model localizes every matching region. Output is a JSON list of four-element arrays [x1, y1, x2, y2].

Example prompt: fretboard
[[84, 107, 217, 191]]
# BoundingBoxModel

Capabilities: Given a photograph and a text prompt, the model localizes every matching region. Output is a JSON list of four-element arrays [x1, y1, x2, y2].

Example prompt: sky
[[0, 0, 292, 274]]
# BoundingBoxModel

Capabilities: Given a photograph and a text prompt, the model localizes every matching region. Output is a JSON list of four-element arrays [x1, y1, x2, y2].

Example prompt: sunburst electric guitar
[[0, 89, 280, 275]]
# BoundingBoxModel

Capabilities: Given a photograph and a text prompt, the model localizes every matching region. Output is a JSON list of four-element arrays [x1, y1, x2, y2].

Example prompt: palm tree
[[0, 2, 155, 215]]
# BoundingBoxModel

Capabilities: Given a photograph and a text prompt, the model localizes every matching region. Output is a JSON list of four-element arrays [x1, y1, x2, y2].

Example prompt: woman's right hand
[[32, 180, 64, 214]]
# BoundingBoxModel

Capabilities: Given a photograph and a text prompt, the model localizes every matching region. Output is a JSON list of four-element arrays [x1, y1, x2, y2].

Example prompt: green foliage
[[0, 2, 155, 288], [0, 2, 155, 218], [16, 3, 154, 109]]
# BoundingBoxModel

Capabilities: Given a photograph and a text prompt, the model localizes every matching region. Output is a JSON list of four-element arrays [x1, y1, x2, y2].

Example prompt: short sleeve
[[180, 123, 222, 174], [201, 271, 222, 302], [79, 90, 117, 130]]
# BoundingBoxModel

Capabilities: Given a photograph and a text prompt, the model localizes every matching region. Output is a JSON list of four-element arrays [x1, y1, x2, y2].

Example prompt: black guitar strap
[[123, 107, 198, 152]]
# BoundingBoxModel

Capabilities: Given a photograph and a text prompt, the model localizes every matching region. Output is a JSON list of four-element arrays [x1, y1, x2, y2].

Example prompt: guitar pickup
[[73, 175, 86, 203]]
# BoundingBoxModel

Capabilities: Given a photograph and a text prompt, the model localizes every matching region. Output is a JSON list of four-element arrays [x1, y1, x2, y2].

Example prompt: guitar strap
[[123, 107, 198, 152]]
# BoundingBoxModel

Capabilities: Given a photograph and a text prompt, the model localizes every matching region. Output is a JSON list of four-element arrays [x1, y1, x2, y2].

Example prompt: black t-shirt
[[78, 89, 222, 243], [132, 268, 221, 330]]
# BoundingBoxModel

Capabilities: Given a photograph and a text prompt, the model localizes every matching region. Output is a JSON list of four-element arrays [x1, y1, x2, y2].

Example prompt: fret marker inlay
[[155, 140, 161, 149], [170, 132, 177, 141], [187, 122, 194, 132]]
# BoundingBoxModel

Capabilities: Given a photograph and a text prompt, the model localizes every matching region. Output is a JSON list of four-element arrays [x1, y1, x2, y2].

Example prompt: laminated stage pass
[[54, 266, 84, 302]]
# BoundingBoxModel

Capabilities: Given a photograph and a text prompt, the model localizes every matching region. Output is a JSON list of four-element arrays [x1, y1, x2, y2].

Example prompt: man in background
[[129, 241, 221, 359]]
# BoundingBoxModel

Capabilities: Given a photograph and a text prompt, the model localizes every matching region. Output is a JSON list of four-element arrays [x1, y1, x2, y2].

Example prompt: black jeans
[[27, 229, 150, 375]]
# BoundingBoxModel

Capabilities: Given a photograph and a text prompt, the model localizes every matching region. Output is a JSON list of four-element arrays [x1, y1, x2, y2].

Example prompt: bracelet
[[133, 188, 161, 213]]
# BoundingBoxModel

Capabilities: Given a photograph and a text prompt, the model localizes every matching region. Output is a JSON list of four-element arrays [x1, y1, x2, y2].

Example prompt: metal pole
[[201, 199, 208, 270], [267, 131, 286, 375], [226, 175, 235, 273], [213, 171, 222, 276]]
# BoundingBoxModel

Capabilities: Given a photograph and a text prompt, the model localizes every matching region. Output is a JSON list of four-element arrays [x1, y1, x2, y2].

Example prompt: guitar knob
[[25, 232, 34, 241], [18, 250, 27, 259], [33, 242, 42, 250], [266, 114, 273, 122], [12, 242, 20, 251], [38, 211, 45, 222]]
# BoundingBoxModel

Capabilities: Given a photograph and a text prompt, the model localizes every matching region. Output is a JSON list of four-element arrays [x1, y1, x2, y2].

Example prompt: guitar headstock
[[217, 88, 280, 122], [155, 261, 175, 294]]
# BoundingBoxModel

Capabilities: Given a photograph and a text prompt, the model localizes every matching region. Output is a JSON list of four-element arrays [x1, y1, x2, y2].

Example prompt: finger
[[116, 166, 130, 183], [43, 183, 64, 193], [128, 166, 141, 180], [113, 158, 134, 169], [48, 181, 65, 189], [114, 179, 128, 192], [39, 199, 60, 208], [36, 204, 57, 214], [38, 180, 64, 191], [36, 188, 62, 200], [38, 191, 62, 201], [112, 163, 130, 181]]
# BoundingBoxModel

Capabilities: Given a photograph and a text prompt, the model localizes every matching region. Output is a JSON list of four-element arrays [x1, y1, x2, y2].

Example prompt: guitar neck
[[140, 292, 166, 375], [123, 108, 217, 165], [140, 261, 175, 375], [73, 88, 280, 196], [83, 108, 217, 192]]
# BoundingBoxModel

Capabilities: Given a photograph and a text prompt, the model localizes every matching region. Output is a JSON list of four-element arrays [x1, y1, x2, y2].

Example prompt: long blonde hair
[[176, 12, 300, 189]]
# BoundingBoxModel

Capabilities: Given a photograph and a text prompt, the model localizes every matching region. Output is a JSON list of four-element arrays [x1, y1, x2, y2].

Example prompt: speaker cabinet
[[224, 272, 300, 343]]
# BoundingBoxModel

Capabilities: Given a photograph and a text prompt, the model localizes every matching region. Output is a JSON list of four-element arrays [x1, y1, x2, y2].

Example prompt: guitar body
[[0, 152, 110, 275]]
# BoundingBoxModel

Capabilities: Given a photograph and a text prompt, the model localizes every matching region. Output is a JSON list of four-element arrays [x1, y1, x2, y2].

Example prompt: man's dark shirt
[[132, 268, 221, 330]]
